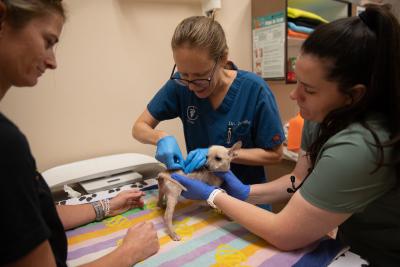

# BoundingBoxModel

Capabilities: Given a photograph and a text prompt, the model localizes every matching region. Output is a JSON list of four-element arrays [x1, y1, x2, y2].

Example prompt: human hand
[[214, 171, 250, 201], [120, 221, 159, 265], [155, 136, 184, 170], [171, 173, 216, 200], [108, 189, 145, 216], [183, 148, 209, 173]]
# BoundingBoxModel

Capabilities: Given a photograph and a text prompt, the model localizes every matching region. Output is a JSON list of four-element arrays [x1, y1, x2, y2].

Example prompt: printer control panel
[[56, 178, 158, 205]]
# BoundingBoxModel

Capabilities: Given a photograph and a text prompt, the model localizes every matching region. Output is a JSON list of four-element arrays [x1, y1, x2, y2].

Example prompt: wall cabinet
[[251, 0, 353, 83]]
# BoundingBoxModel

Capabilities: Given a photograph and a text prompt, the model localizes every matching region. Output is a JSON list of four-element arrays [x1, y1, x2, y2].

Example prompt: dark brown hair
[[302, 5, 400, 182]]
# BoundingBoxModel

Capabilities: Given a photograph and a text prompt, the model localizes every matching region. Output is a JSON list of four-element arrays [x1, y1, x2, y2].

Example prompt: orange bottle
[[287, 113, 304, 152]]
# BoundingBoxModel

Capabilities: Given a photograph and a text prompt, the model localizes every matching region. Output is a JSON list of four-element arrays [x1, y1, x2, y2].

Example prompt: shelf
[[252, 0, 352, 83], [288, 0, 350, 22]]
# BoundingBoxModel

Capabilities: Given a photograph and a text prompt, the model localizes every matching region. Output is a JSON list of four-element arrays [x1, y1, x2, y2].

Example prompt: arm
[[171, 170, 350, 251], [58, 191, 159, 266], [232, 144, 283, 166], [213, 191, 351, 251], [132, 109, 184, 169], [56, 204, 95, 230], [6, 222, 159, 267], [247, 149, 310, 204], [57, 190, 145, 230], [132, 109, 167, 145], [215, 145, 371, 250]]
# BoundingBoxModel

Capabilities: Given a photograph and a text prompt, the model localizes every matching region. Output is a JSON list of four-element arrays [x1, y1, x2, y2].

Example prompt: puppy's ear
[[228, 141, 242, 158], [231, 141, 242, 150]]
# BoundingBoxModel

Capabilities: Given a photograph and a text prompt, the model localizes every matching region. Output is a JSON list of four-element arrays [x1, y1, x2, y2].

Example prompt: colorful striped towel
[[66, 189, 348, 267]]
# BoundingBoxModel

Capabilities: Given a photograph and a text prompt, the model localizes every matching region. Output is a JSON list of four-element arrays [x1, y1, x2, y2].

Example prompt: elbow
[[132, 122, 140, 140], [267, 148, 283, 164], [265, 233, 316, 251], [270, 239, 300, 251], [274, 239, 317, 252], [274, 153, 284, 164], [272, 145, 284, 163], [257, 236, 300, 252], [132, 126, 137, 140], [257, 220, 309, 251]]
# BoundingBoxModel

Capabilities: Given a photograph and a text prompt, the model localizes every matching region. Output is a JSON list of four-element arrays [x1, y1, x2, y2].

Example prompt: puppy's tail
[[157, 172, 188, 191]]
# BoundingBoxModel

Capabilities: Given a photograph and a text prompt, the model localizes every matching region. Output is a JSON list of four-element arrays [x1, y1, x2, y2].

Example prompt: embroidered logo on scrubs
[[187, 106, 199, 121]]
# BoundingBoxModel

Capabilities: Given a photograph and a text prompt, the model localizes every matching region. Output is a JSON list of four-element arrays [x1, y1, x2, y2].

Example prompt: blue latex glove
[[171, 173, 216, 200], [213, 171, 250, 201], [183, 148, 209, 173], [155, 136, 184, 170]]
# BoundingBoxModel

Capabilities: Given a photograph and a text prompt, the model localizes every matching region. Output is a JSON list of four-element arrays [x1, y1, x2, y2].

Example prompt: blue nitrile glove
[[213, 171, 250, 201], [155, 136, 184, 170], [183, 148, 209, 173], [171, 173, 216, 200]]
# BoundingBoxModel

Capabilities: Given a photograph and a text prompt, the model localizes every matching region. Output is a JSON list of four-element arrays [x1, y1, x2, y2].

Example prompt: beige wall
[[0, 0, 254, 171]]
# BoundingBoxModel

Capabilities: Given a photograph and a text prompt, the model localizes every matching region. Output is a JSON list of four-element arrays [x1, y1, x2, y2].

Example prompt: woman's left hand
[[108, 189, 145, 216], [171, 173, 216, 200]]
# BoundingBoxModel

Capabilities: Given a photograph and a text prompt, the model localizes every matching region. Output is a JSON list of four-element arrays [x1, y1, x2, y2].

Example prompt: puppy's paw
[[169, 231, 181, 241]]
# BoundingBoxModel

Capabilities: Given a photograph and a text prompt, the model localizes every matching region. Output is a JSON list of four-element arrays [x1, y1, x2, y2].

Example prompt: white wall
[[0, 0, 252, 171]]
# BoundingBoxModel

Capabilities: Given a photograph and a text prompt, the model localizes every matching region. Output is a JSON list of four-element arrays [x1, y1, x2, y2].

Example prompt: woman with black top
[[0, 1, 159, 266]]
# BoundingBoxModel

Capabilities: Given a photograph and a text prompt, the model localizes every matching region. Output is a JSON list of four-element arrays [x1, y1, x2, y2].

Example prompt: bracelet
[[102, 199, 110, 216], [207, 189, 226, 209], [91, 201, 105, 221]]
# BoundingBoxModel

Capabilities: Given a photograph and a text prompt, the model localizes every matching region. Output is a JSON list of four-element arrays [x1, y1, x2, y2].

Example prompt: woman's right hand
[[121, 221, 159, 265], [155, 136, 184, 170]]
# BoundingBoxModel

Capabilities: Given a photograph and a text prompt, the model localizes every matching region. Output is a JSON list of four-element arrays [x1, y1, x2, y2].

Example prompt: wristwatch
[[207, 189, 226, 209]]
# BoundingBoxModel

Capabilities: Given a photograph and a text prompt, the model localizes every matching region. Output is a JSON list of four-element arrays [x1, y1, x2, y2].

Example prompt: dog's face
[[205, 141, 242, 172]]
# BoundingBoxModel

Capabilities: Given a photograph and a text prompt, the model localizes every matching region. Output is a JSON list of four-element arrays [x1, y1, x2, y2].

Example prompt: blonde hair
[[2, 0, 65, 28], [171, 16, 228, 61]]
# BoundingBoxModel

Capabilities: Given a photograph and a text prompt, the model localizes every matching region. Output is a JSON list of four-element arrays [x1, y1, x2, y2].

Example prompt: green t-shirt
[[300, 115, 400, 266]]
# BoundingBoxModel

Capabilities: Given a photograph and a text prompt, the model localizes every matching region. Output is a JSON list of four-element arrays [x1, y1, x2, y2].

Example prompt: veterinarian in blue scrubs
[[133, 16, 285, 202]]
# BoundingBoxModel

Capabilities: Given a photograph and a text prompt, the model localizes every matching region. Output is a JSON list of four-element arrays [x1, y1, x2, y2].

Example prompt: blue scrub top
[[148, 64, 284, 185]]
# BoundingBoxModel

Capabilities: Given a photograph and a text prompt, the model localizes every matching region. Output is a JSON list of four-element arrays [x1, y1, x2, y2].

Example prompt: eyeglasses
[[169, 59, 219, 89]]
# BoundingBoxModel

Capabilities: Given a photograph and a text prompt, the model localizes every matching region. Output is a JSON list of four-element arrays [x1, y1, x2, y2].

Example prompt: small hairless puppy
[[157, 141, 242, 241]]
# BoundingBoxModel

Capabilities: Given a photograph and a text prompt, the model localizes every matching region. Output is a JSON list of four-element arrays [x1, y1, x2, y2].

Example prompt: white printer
[[42, 153, 165, 195]]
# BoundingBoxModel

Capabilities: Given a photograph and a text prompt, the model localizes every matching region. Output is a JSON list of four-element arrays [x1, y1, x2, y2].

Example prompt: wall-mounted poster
[[252, 11, 285, 79]]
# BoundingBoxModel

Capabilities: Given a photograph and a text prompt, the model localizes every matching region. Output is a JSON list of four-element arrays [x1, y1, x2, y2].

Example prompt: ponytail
[[302, 4, 400, 182]]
